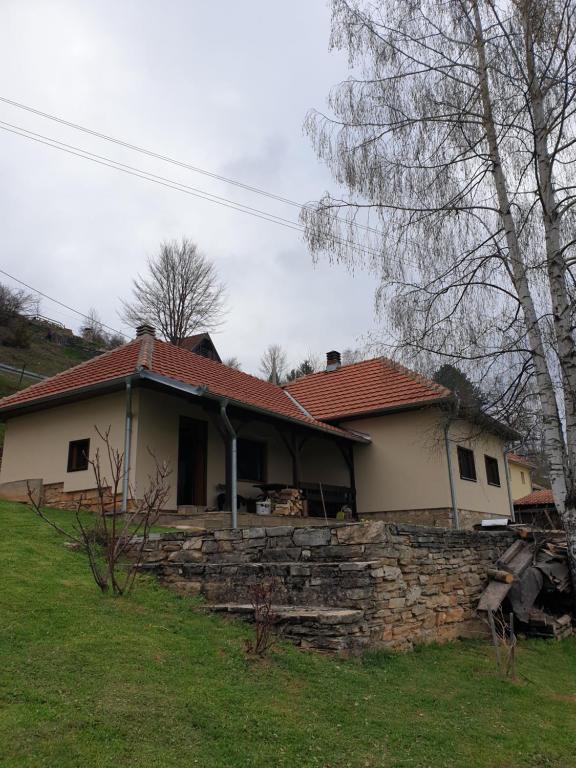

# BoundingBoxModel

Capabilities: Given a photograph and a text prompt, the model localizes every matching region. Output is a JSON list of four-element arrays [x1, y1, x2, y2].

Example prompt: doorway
[[177, 417, 208, 506]]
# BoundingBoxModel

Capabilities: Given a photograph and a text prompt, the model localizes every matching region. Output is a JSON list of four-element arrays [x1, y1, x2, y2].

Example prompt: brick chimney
[[326, 350, 341, 371], [135, 323, 155, 338]]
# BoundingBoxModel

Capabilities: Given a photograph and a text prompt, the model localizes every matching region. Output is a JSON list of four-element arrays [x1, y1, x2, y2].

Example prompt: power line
[[0, 268, 128, 339], [0, 121, 305, 232], [0, 94, 384, 239], [0, 120, 391, 263]]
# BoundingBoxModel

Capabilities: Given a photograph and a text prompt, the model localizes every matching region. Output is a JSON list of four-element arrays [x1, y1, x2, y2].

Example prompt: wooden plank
[[478, 580, 512, 612]]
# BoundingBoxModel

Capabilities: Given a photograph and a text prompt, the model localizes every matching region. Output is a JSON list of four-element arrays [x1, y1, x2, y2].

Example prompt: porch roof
[[0, 333, 369, 443]]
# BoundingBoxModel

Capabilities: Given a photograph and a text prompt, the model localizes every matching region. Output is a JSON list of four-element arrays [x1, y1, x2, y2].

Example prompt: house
[[0, 327, 518, 528], [285, 353, 517, 528], [507, 453, 534, 500], [514, 488, 560, 528]]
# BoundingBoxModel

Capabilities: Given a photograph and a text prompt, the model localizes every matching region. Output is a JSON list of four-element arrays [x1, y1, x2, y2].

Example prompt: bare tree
[[259, 344, 288, 384], [303, 0, 576, 600], [28, 426, 170, 595], [81, 307, 107, 347], [223, 356, 242, 370], [341, 348, 367, 366], [0, 283, 34, 324], [122, 238, 226, 345]]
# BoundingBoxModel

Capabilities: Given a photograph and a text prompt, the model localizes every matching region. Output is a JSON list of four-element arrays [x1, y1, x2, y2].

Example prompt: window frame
[[457, 446, 477, 482], [236, 438, 267, 483], [67, 438, 90, 473], [484, 455, 501, 487]]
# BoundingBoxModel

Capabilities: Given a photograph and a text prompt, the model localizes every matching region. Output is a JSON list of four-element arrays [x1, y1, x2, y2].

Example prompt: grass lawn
[[1, 501, 575, 768]]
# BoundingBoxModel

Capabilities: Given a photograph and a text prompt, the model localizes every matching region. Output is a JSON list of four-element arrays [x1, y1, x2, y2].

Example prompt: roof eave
[[0, 369, 370, 444], [0, 375, 135, 419], [322, 396, 453, 423]]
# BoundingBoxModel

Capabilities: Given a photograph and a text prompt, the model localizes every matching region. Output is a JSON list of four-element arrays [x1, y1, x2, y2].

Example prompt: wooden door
[[177, 417, 207, 506]]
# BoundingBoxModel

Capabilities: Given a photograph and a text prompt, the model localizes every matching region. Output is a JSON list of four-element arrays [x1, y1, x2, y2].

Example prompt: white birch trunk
[[472, 1, 576, 602]]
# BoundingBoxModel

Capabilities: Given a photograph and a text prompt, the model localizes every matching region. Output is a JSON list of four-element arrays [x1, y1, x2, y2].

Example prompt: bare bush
[[245, 580, 277, 657], [27, 426, 170, 595]]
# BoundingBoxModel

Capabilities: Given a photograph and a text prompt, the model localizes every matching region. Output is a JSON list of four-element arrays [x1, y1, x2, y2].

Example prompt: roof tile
[[0, 336, 354, 439], [285, 357, 450, 420]]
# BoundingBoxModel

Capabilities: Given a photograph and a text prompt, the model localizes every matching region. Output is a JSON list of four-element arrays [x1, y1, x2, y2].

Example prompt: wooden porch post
[[338, 441, 358, 520]]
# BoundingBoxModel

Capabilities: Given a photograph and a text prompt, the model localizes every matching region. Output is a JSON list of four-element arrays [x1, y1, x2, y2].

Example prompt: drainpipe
[[219, 399, 238, 529], [444, 420, 460, 530], [503, 447, 516, 522], [121, 378, 133, 514]]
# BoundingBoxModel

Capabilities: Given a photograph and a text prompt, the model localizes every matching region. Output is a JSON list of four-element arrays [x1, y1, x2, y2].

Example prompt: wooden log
[[487, 568, 515, 584]]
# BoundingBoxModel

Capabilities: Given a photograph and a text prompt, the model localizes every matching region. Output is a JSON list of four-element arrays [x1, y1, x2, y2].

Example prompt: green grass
[[1, 501, 575, 768], [0, 321, 97, 379]]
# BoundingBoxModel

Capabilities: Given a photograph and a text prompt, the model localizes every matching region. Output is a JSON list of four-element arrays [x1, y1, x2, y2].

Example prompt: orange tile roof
[[285, 357, 451, 421], [0, 336, 360, 441], [514, 489, 554, 506], [507, 453, 535, 468]]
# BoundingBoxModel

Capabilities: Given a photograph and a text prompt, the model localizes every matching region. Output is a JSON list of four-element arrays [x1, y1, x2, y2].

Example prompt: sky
[[0, 0, 381, 374]]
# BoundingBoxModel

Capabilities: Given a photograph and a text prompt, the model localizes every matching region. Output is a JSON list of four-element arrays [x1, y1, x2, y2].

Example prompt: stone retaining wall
[[134, 521, 514, 651]]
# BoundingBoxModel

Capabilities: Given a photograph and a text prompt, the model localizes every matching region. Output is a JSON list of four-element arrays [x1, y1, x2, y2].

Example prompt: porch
[[133, 377, 369, 524]]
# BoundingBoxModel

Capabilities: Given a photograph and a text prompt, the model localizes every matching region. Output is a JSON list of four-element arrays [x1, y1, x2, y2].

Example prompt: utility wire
[[0, 268, 129, 339], [0, 94, 384, 238], [0, 120, 390, 263]]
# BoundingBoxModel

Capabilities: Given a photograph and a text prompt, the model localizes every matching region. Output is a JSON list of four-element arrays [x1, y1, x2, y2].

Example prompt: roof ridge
[[378, 355, 452, 398], [153, 337, 289, 393], [137, 334, 154, 369]]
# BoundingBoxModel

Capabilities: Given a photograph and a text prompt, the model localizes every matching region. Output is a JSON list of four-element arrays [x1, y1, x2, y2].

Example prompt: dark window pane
[[67, 439, 90, 472], [485, 455, 501, 486], [237, 439, 266, 482], [457, 446, 476, 481]]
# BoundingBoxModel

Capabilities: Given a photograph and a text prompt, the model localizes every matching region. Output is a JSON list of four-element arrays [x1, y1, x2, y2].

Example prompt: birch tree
[[303, 0, 576, 599]]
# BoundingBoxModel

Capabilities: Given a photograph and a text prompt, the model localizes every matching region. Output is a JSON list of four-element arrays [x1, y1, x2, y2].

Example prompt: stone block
[[214, 529, 242, 541], [182, 538, 204, 550], [293, 528, 331, 547], [335, 521, 388, 545], [243, 527, 266, 539], [265, 525, 295, 537]]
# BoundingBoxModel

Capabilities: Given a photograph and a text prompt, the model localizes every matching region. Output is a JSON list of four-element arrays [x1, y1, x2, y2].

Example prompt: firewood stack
[[269, 488, 307, 517], [478, 526, 573, 640]]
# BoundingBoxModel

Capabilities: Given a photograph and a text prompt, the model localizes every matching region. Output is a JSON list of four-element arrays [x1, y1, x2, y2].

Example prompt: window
[[237, 439, 266, 482], [521, 471, 526, 485], [484, 455, 501, 487], [457, 446, 476, 481], [67, 439, 90, 472]]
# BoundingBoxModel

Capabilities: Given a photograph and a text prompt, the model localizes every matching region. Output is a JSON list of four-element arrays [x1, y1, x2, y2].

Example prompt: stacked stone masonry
[[134, 520, 514, 652]]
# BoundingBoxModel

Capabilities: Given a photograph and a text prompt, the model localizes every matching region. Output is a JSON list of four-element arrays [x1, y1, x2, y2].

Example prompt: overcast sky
[[0, 0, 380, 373]]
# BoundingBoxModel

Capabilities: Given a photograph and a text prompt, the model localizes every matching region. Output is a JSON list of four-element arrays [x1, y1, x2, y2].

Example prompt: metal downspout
[[444, 420, 460, 530], [219, 400, 238, 529], [503, 447, 516, 522], [121, 378, 133, 514]]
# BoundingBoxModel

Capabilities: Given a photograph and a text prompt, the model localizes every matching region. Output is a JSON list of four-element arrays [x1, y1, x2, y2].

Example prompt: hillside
[[1, 500, 576, 767], [0, 317, 106, 399]]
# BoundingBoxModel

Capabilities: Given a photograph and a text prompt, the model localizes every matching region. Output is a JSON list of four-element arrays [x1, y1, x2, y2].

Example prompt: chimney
[[135, 323, 155, 338], [326, 350, 341, 371]]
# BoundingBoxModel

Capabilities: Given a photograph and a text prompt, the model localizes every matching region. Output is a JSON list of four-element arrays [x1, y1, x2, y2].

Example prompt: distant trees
[[0, 283, 34, 348], [223, 356, 242, 370], [259, 344, 288, 384], [286, 359, 317, 382], [122, 238, 226, 345], [0, 284, 34, 324], [82, 308, 125, 350], [433, 365, 486, 417]]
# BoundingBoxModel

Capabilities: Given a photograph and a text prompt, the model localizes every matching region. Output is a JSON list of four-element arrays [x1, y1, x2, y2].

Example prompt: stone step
[[140, 558, 386, 610], [208, 603, 369, 653]]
